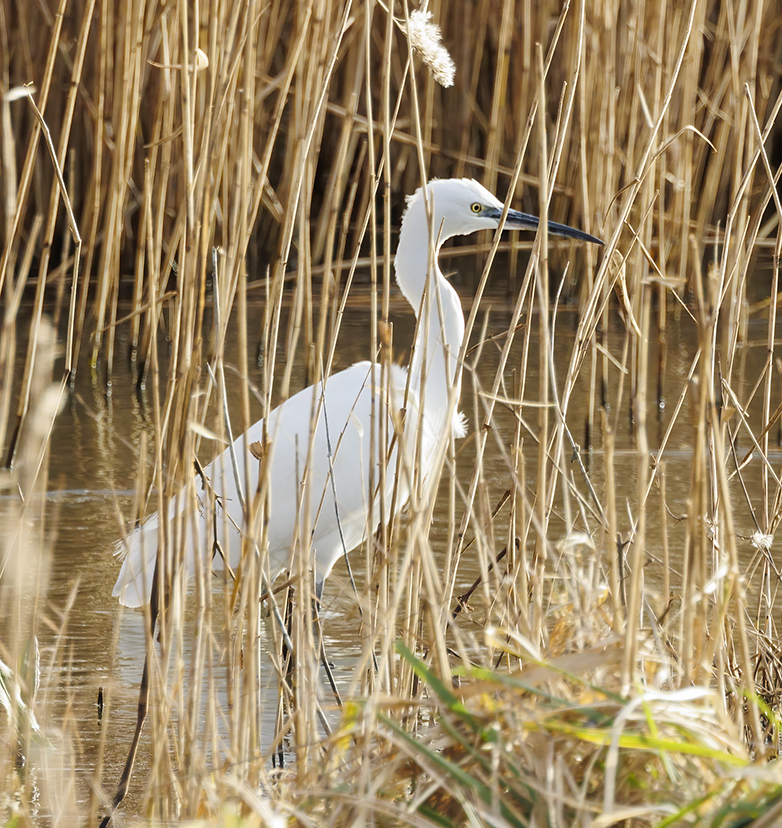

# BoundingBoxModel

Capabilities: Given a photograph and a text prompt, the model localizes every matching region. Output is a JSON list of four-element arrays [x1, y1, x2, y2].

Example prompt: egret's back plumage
[[112, 179, 601, 607], [113, 361, 416, 607]]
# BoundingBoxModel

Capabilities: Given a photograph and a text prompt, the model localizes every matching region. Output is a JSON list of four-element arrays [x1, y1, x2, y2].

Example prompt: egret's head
[[403, 178, 603, 246]]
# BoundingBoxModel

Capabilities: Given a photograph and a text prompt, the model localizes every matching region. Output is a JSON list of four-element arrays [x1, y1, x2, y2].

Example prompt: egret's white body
[[112, 178, 601, 607]]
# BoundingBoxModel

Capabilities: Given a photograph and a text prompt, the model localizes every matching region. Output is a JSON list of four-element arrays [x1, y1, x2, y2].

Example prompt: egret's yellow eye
[[470, 202, 482, 214]]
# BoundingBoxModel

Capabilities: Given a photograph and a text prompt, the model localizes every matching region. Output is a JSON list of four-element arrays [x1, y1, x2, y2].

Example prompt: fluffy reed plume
[[404, 9, 456, 88], [2, 0, 782, 824]]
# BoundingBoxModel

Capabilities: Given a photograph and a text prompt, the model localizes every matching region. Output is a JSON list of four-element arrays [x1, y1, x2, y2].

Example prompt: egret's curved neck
[[395, 196, 465, 430]]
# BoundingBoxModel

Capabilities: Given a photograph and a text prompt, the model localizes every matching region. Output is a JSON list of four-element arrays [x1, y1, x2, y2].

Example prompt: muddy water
[[5, 281, 778, 814]]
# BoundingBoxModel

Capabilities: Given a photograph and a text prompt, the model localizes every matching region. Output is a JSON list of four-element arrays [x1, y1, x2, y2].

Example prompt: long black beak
[[491, 206, 603, 246]]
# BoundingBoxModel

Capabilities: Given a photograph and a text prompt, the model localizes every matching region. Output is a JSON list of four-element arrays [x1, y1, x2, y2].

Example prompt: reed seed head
[[405, 9, 455, 88]]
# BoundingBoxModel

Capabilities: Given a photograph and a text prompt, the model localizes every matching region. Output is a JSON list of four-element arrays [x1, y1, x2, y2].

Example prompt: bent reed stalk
[[2, 0, 782, 824]]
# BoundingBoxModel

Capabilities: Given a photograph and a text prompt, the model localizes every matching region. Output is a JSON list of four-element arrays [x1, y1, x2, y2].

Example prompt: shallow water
[[2, 276, 778, 816]]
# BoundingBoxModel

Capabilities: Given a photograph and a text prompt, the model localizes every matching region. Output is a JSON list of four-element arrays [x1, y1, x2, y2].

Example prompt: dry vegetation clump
[[2, 0, 782, 825]]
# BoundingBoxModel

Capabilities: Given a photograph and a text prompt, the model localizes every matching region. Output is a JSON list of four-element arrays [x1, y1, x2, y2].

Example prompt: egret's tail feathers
[[111, 513, 161, 608], [112, 519, 142, 562]]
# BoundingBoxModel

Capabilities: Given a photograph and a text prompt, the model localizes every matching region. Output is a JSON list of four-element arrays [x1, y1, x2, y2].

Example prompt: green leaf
[[378, 711, 529, 828]]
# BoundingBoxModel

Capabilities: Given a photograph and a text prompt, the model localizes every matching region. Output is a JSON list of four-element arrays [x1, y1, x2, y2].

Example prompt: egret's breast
[[452, 409, 467, 439]]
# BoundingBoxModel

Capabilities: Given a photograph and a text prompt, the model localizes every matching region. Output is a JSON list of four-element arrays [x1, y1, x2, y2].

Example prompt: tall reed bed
[[2, 0, 782, 824]]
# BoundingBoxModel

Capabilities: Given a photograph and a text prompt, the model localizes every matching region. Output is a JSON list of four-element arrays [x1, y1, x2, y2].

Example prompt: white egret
[[112, 178, 602, 607]]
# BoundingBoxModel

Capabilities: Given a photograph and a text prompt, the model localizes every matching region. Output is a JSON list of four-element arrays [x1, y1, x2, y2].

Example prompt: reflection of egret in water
[[112, 178, 602, 608]]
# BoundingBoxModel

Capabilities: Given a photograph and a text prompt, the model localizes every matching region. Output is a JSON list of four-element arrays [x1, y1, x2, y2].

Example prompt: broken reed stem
[[534, 43, 551, 619]]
